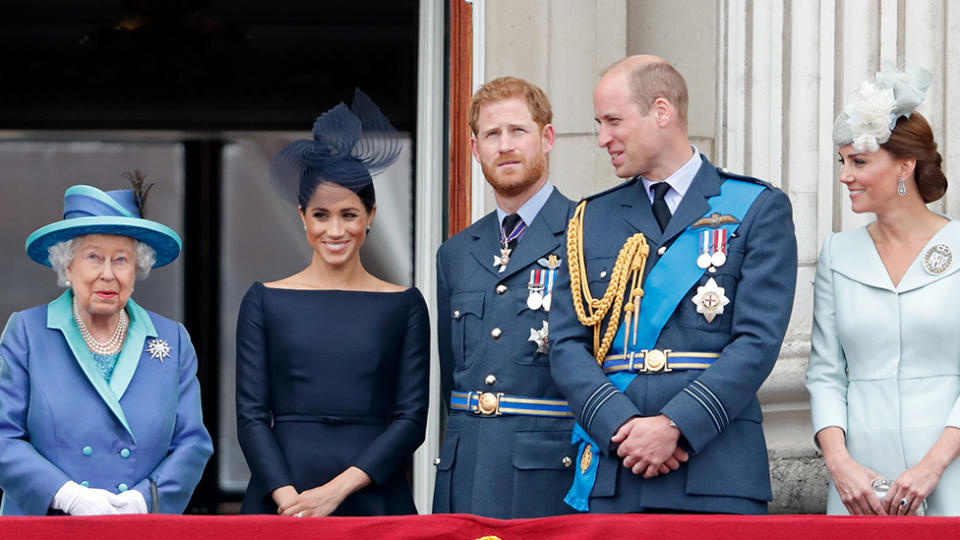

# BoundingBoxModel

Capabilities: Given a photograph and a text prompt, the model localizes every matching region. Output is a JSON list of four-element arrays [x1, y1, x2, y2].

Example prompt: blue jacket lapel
[[496, 189, 567, 279], [110, 298, 156, 401], [46, 291, 135, 438], [661, 159, 719, 242], [469, 212, 506, 279], [621, 178, 662, 243]]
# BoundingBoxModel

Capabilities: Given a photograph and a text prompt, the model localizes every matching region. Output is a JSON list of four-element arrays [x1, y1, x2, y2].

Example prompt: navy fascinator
[[270, 89, 402, 206]]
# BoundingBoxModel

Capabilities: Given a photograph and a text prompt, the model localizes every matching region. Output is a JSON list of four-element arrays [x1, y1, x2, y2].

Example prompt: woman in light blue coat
[[0, 174, 213, 515], [807, 66, 960, 516]]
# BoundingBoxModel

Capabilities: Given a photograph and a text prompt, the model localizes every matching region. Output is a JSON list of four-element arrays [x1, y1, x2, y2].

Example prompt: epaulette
[[716, 166, 776, 190], [577, 176, 642, 203]]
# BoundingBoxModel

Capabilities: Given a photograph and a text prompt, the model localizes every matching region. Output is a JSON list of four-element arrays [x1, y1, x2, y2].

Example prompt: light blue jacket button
[[80, 481, 90, 488], [118, 483, 128, 492], [82, 446, 92, 456], [120, 448, 131, 458]]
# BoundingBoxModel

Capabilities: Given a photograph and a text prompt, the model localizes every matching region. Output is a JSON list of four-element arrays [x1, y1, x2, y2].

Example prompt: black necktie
[[651, 182, 672, 232], [501, 213, 524, 252]]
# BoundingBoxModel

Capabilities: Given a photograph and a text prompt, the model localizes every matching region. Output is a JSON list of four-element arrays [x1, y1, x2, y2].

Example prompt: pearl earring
[[897, 177, 907, 197], [65, 279, 71, 287]]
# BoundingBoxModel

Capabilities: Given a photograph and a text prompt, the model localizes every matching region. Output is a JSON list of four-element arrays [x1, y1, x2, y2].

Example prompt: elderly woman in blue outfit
[[807, 66, 960, 516], [0, 173, 213, 515]]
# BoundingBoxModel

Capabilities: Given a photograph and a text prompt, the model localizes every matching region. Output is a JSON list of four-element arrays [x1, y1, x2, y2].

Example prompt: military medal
[[923, 244, 952, 275], [529, 320, 549, 353], [697, 229, 729, 270], [696, 230, 713, 269], [710, 229, 728, 268], [691, 277, 730, 323], [493, 217, 527, 273], [538, 255, 561, 311], [493, 247, 511, 273], [146, 337, 172, 363], [527, 269, 545, 310]]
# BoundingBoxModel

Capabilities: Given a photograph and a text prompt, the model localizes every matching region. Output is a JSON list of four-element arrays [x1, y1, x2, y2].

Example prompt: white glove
[[52, 481, 123, 515], [112, 489, 148, 514]]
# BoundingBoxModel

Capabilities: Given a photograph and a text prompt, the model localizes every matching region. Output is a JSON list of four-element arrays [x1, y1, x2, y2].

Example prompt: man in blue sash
[[549, 56, 797, 513], [432, 77, 577, 517]]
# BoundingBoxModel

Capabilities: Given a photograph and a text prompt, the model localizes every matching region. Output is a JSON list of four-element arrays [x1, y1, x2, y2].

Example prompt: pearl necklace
[[72, 296, 127, 355]]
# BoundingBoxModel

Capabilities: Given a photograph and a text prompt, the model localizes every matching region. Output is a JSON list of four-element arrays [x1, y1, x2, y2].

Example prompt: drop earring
[[366, 226, 371, 235], [897, 177, 907, 197]]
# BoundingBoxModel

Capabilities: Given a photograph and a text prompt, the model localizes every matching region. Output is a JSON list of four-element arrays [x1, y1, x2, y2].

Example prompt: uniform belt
[[450, 390, 573, 418], [601, 349, 720, 374]]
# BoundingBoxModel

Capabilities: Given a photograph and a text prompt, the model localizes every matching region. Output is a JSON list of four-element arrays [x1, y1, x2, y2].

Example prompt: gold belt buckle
[[474, 391, 503, 415], [641, 349, 672, 373]]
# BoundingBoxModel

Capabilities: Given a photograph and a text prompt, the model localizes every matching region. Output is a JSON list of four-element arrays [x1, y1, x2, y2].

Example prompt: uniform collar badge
[[692, 277, 730, 323], [146, 337, 172, 363]]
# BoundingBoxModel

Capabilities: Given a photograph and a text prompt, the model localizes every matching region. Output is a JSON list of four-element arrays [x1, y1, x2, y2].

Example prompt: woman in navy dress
[[236, 90, 429, 517]]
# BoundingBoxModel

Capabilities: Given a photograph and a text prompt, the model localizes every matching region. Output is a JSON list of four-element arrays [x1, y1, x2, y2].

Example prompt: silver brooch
[[146, 338, 172, 363], [923, 244, 952, 275]]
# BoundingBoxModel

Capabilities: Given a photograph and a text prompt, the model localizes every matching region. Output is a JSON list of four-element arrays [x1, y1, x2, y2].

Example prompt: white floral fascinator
[[833, 62, 932, 152]]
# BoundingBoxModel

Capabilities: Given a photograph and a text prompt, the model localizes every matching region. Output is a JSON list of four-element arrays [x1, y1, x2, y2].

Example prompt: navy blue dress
[[236, 282, 429, 515]]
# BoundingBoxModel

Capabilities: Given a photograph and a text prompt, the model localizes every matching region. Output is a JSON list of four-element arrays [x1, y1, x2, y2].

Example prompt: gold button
[[599, 270, 607, 279], [657, 246, 667, 256], [496, 284, 508, 294], [485, 374, 497, 385], [491, 328, 502, 339], [453, 310, 461, 318], [562, 456, 573, 468]]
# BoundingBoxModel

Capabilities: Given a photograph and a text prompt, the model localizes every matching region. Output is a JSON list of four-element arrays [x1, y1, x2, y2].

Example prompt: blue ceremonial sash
[[564, 178, 765, 511]]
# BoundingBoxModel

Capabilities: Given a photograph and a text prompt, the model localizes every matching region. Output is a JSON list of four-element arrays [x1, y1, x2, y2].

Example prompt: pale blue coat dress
[[806, 222, 960, 516]]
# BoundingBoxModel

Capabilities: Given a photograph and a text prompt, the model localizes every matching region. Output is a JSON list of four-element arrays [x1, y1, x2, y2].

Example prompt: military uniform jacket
[[0, 291, 214, 515], [549, 157, 797, 514], [433, 188, 578, 518]]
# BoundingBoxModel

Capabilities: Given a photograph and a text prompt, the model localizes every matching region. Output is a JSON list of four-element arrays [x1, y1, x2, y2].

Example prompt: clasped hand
[[54, 480, 147, 515], [611, 415, 689, 478]]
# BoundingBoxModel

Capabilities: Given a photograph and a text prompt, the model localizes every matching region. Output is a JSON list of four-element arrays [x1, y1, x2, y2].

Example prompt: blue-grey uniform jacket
[[549, 158, 797, 514], [433, 188, 578, 518]]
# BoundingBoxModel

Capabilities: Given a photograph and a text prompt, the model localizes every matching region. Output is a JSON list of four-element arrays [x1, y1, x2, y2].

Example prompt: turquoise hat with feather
[[25, 171, 182, 267]]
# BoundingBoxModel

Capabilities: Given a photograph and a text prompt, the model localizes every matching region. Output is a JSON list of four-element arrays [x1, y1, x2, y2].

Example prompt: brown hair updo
[[881, 112, 947, 203]]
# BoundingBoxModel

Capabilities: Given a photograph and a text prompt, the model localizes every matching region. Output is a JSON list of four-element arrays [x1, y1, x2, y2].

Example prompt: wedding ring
[[899, 498, 909, 508]]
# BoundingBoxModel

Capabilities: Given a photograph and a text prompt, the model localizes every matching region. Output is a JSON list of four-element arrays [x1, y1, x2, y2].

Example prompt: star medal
[[493, 247, 511, 273], [146, 337, 172, 363], [923, 244, 952, 275], [529, 320, 549, 353], [527, 268, 545, 311], [691, 277, 730, 323]]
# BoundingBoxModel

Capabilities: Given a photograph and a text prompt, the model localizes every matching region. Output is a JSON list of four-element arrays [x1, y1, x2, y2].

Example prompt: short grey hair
[[49, 237, 157, 288]]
